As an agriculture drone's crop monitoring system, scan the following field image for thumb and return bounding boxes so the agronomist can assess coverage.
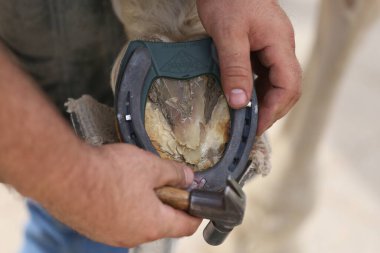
[154,160,194,189]
[213,31,253,109]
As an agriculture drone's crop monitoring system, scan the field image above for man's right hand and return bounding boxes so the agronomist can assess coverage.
[49,143,201,247]
[0,42,200,248]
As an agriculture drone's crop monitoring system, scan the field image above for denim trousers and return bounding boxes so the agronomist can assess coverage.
[20,200,128,253]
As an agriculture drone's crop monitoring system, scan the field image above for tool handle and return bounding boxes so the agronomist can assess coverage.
[155,187,190,211]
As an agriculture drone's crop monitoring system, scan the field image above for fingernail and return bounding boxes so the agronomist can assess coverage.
[228,89,248,107]
[183,166,194,186]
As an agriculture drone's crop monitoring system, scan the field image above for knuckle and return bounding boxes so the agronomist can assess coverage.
[222,65,251,81]
[185,223,199,236]
[270,103,281,118]
[176,222,198,237]
[289,33,296,51]
[149,160,163,180]
[285,24,296,51]
[294,67,303,98]
[216,21,243,38]
[272,12,296,51]
[145,228,161,242]
[168,162,186,186]
[286,61,302,91]
[293,83,302,101]
[286,79,302,103]
[175,164,186,186]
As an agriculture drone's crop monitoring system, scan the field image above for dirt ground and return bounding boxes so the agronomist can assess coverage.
[1,0,380,252]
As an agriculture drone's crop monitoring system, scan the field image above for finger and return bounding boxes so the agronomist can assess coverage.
[251,53,268,78]
[154,161,194,188]
[244,7,301,134]
[157,204,202,239]
[255,44,302,135]
[255,75,292,135]
[212,27,253,109]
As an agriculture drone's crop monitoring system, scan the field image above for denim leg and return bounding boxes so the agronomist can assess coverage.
[20,200,128,253]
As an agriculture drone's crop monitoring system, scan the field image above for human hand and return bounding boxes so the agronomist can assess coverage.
[35,143,201,247]
[196,0,302,135]
[0,41,200,248]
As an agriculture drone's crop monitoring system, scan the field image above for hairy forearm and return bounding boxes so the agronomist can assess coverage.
[0,43,129,241]
[0,42,90,202]
[0,42,200,246]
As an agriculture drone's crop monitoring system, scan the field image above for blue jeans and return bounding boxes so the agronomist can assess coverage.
[20,200,128,253]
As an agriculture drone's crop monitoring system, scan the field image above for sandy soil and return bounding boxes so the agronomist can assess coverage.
[1,0,379,252]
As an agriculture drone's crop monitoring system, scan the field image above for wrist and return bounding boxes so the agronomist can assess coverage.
[4,135,91,203]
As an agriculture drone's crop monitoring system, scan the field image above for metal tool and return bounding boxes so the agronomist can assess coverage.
[114,38,258,245]
[156,177,246,245]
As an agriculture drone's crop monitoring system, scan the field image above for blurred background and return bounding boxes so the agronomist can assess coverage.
[1,0,380,252]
